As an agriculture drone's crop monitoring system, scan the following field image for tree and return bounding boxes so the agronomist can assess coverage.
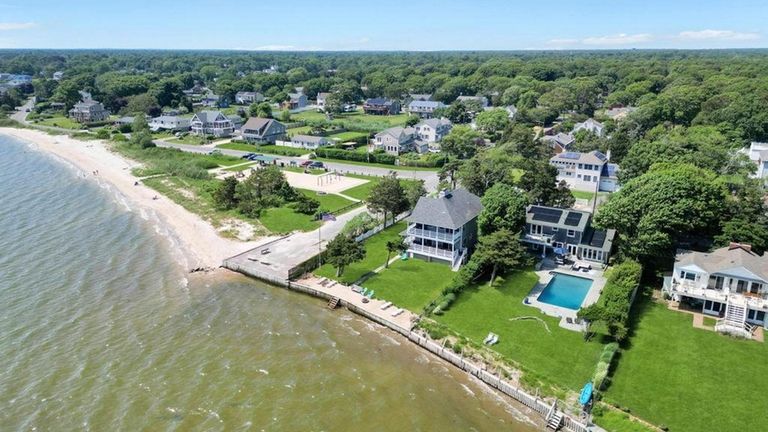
[403,179,426,209]
[438,157,463,189]
[473,230,528,286]
[518,162,575,208]
[292,194,320,215]
[213,176,239,210]
[384,240,408,268]
[440,125,484,159]
[325,234,366,277]
[236,166,296,215]
[366,172,409,226]
[594,163,728,264]
[405,116,419,127]
[478,183,528,235]
[250,102,272,118]
[280,109,291,122]
[475,108,511,139]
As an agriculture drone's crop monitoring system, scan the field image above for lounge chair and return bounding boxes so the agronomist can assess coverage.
[391,308,404,317]
[380,301,393,310]
[488,334,499,345]
[483,333,494,344]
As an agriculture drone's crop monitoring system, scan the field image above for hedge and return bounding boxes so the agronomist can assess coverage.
[314,147,396,165]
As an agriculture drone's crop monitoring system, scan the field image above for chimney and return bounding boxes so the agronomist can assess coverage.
[440,189,452,199]
[728,242,752,252]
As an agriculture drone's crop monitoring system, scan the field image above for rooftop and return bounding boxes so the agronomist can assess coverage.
[676,243,768,282]
[409,189,483,230]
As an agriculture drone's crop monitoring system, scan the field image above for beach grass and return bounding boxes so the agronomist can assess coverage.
[435,271,604,392]
[363,259,454,312]
[604,292,768,432]
[314,221,406,284]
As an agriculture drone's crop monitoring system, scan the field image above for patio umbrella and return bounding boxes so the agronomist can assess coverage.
[553,247,566,255]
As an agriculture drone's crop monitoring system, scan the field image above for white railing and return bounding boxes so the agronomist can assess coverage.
[408,227,459,242]
[408,243,456,259]
[523,233,552,244]
[672,280,768,309]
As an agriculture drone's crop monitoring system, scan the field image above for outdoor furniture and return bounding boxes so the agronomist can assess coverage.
[380,301,393,310]
[351,286,362,293]
[391,308,404,317]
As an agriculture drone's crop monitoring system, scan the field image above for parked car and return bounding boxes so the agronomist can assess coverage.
[241,153,255,159]
[300,160,312,168]
[309,161,324,169]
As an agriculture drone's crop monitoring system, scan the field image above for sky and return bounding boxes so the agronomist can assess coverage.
[0,0,766,50]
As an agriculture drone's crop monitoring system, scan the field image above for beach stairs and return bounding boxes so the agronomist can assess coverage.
[716,301,754,338]
[327,296,340,310]
[546,411,563,430]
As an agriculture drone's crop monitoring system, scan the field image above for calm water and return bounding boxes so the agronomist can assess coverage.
[537,273,593,310]
[0,135,538,431]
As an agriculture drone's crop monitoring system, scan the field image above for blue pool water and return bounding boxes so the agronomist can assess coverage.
[537,273,593,310]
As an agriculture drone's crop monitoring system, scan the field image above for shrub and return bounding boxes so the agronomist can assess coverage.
[315,147,396,165]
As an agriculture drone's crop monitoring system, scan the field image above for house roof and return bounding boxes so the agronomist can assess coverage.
[152,115,184,122]
[242,117,278,134]
[292,134,327,144]
[526,205,614,250]
[408,100,444,110]
[550,150,608,165]
[288,92,304,101]
[676,244,768,282]
[573,118,604,132]
[193,111,226,123]
[417,117,452,129]
[409,189,483,230]
[317,92,332,99]
[409,93,432,101]
[376,126,415,140]
[542,132,575,148]
[365,97,394,106]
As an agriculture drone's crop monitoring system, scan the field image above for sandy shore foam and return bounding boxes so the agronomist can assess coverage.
[0,127,261,269]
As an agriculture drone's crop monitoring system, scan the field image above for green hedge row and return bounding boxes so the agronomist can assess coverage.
[314,147,396,165]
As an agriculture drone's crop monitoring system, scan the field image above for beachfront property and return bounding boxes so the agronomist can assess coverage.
[407,100,445,119]
[149,115,190,132]
[363,97,401,115]
[549,150,619,193]
[240,117,286,143]
[404,189,482,270]
[190,111,235,137]
[373,126,421,155]
[289,134,331,149]
[68,98,110,123]
[235,91,264,105]
[572,118,605,137]
[521,205,615,265]
[740,141,768,180]
[663,243,768,338]
[541,132,575,153]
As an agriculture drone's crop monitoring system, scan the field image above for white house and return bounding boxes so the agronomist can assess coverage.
[741,142,768,180]
[604,106,637,121]
[664,243,768,338]
[373,126,428,155]
[190,111,234,137]
[235,91,263,105]
[549,150,619,193]
[407,100,445,119]
[240,117,286,143]
[572,118,605,137]
[404,189,483,270]
[53,71,64,81]
[415,117,452,144]
[286,92,307,109]
[149,115,190,132]
[289,134,330,149]
[68,99,109,123]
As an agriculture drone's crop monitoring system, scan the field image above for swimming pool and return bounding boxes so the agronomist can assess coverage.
[537,273,593,310]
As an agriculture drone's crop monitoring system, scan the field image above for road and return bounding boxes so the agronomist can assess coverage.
[154,139,440,191]
[11,98,34,123]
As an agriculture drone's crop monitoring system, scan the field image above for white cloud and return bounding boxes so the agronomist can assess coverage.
[581,33,654,45]
[677,29,760,41]
[0,22,35,31]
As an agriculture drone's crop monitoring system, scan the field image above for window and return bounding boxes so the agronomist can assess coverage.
[567,229,575,237]
[551,227,559,232]
[748,310,766,323]
[750,282,763,294]
[680,271,696,281]
[530,224,543,235]
[584,175,592,182]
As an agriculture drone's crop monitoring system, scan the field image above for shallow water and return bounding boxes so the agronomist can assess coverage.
[0,135,539,431]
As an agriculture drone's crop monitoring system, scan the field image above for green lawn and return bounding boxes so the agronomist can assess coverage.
[217,142,307,157]
[339,179,377,201]
[592,409,656,432]
[296,188,358,212]
[258,206,319,233]
[314,221,406,284]
[605,293,768,432]
[327,131,370,142]
[34,116,82,130]
[286,125,312,135]
[363,259,454,311]
[313,157,440,171]
[436,271,605,391]
[166,135,208,145]
[571,190,595,200]
[283,166,324,175]
[293,109,410,129]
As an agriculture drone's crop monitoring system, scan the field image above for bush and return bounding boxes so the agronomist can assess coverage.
[398,152,446,168]
[315,147,396,165]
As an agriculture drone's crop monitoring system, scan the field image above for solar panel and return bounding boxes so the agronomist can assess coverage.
[530,206,563,223]
[589,230,607,247]
[564,211,583,227]
[560,152,581,160]
[593,151,608,161]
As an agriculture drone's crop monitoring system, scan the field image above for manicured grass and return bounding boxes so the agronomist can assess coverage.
[313,157,440,171]
[327,131,369,142]
[363,259,454,312]
[258,206,319,233]
[283,166,324,175]
[571,190,596,200]
[218,142,308,157]
[293,109,410,128]
[296,188,357,212]
[34,115,82,129]
[166,135,208,145]
[593,409,656,432]
[436,271,605,391]
[339,180,376,201]
[605,294,768,432]
[286,125,312,134]
[314,221,406,284]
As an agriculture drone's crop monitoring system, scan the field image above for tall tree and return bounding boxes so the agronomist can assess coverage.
[384,240,408,268]
[473,230,528,286]
[478,183,528,235]
[325,234,366,277]
[366,172,409,226]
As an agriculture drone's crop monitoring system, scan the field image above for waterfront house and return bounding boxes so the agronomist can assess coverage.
[286,92,307,109]
[741,142,768,180]
[240,117,286,143]
[290,134,330,149]
[316,92,331,110]
[572,118,605,137]
[521,205,615,264]
[114,116,135,127]
[541,132,575,153]
[149,115,190,132]
[407,100,445,119]
[235,91,263,105]
[414,118,452,143]
[190,111,234,137]
[404,189,483,270]
[373,126,425,155]
[363,98,400,115]
[549,150,619,193]
[663,243,768,337]
[68,99,110,123]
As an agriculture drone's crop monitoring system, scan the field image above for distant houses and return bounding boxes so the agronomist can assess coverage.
[240,117,286,143]
[572,118,605,137]
[741,142,768,180]
[604,106,637,121]
[69,98,110,123]
[415,118,452,146]
[404,189,483,270]
[289,134,331,149]
[455,95,489,109]
[374,118,452,155]
[52,71,64,81]
[363,98,401,115]
[407,100,445,119]
[542,132,575,153]
[235,91,263,105]
[149,115,190,132]
[190,111,235,137]
[316,92,332,110]
[521,205,615,264]
[286,91,307,110]
[549,150,619,193]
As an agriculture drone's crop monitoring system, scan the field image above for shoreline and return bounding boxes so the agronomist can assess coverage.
[0,127,261,270]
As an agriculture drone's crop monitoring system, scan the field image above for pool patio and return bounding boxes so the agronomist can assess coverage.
[525,266,606,331]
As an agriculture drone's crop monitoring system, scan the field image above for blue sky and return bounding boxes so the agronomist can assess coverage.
[0,0,766,50]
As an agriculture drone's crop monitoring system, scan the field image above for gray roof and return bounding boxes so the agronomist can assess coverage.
[192,111,225,123]
[409,189,482,230]
[526,205,591,232]
[550,150,608,165]
[376,126,415,140]
[409,93,432,101]
[542,132,575,148]
[408,100,444,110]
[676,244,768,282]
[418,117,452,129]
[292,134,327,144]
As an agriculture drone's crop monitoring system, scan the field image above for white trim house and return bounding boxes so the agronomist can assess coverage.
[549,150,619,193]
[190,111,234,137]
[664,243,768,338]
[240,117,286,144]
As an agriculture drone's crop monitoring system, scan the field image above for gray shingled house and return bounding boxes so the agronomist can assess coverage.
[404,189,483,270]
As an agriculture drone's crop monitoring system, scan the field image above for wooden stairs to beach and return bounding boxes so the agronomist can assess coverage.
[546,411,562,430]
[327,297,340,310]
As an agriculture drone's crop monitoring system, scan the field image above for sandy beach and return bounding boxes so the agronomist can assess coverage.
[0,127,261,269]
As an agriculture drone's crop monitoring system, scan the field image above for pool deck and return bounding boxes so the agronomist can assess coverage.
[526,267,606,331]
